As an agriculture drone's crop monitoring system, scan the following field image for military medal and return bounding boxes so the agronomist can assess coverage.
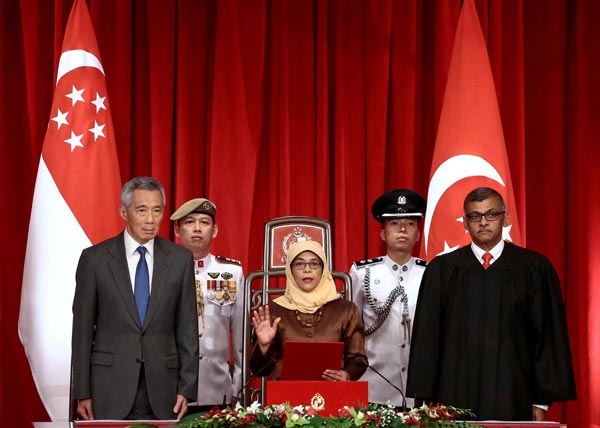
[228,280,237,301]
[206,280,216,300]
[207,272,219,300]
[221,272,233,301]
[215,281,224,301]
[222,283,230,301]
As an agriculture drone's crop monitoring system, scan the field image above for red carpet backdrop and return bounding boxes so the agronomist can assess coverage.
[1,0,598,427]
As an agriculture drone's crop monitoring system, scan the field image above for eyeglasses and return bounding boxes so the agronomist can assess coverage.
[465,210,506,223]
[291,261,323,270]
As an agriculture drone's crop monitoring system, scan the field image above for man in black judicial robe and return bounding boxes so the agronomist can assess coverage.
[406,187,576,421]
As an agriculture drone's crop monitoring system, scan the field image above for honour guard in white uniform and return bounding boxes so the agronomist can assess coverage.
[171,198,244,408]
[349,189,427,408]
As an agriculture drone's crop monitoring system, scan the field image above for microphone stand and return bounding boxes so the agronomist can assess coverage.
[367,365,408,410]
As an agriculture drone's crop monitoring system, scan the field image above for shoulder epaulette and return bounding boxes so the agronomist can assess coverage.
[354,257,384,268]
[415,258,428,267]
[216,255,242,266]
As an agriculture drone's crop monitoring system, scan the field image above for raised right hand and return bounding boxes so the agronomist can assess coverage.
[251,305,281,354]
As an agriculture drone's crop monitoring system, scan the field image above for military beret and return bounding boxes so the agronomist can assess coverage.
[170,198,216,221]
[371,189,426,223]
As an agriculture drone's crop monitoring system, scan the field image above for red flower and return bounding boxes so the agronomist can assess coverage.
[206,406,222,417]
[241,414,257,424]
[405,415,421,425]
[338,407,352,417]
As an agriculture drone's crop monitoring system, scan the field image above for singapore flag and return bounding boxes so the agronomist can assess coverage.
[18,0,122,420]
[421,0,522,259]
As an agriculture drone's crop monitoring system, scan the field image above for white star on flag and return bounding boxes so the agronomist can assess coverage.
[42,54,113,152]
[65,85,85,106]
[439,241,460,255]
[88,120,105,141]
[51,109,69,129]
[64,130,84,151]
[502,224,513,241]
[91,92,106,113]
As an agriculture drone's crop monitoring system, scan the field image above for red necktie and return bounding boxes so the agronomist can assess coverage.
[482,252,493,270]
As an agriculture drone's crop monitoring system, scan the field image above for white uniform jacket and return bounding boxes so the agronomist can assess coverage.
[349,255,427,407]
[192,253,244,406]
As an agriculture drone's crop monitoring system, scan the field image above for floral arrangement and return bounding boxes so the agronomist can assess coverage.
[178,401,477,428]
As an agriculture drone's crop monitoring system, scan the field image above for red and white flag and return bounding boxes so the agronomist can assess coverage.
[421,0,522,259]
[18,0,122,420]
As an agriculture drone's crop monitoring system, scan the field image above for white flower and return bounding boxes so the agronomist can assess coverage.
[247,401,262,414]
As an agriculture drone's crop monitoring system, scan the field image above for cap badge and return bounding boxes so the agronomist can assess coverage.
[201,201,212,211]
[398,195,407,205]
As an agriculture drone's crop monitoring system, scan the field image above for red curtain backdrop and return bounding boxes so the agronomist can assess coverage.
[1,0,599,426]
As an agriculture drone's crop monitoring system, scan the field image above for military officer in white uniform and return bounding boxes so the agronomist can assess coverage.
[171,198,244,410]
[349,189,427,408]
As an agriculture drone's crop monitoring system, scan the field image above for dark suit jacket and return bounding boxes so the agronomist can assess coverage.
[71,233,199,419]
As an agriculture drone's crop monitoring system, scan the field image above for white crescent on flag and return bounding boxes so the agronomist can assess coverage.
[57,49,104,83]
[424,154,505,255]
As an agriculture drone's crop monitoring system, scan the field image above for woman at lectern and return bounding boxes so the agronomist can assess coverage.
[250,240,368,381]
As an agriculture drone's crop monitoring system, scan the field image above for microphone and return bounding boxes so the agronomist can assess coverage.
[366,365,408,410]
[235,357,277,401]
[341,351,408,409]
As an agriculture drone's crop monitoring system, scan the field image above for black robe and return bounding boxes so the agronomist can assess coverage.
[406,243,576,420]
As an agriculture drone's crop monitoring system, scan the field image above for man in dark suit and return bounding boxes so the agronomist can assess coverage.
[406,187,576,420]
[71,176,199,420]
